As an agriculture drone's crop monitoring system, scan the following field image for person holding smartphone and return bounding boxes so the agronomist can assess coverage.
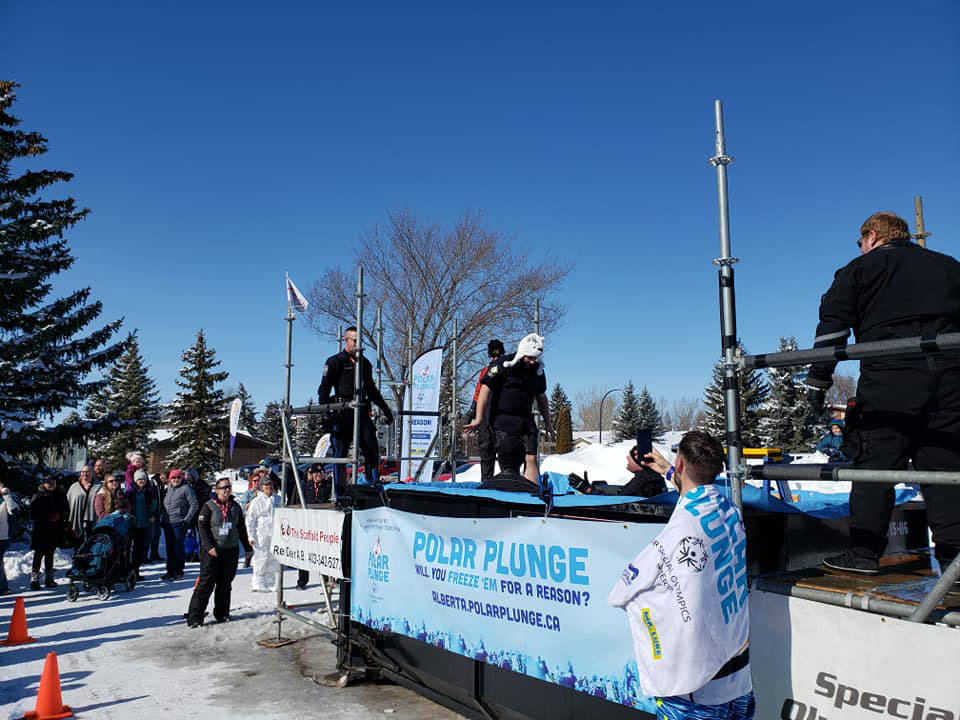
[608,431,754,719]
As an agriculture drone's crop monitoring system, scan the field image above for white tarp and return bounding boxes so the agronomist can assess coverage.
[270,507,346,579]
[400,347,443,481]
[750,591,960,718]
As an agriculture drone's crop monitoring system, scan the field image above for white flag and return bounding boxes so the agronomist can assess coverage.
[285,273,309,312]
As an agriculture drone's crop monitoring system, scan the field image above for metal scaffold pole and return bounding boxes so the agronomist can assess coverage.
[451,319,458,472]
[351,267,364,488]
[710,99,745,514]
[914,195,930,248]
[405,327,413,480]
[276,298,295,638]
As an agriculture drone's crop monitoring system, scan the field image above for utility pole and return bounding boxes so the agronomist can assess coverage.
[913,196,930,248]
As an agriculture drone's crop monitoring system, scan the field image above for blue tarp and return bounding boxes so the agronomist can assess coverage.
[384,471,920,518]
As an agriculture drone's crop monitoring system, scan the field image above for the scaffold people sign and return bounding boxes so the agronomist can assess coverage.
[271,508,346,579]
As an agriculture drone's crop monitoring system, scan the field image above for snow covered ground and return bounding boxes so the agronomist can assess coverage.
[0,542,461,719]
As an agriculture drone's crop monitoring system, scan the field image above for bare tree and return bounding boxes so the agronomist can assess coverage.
[663,396,701,431]
[826,372,856,406]
[305,210,572,407]
[574,386,620,432]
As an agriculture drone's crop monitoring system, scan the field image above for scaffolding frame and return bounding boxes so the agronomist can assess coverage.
[711,100,959,625]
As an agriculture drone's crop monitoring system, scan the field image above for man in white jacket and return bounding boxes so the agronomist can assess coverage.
[608,431,754,720]
[245,475,281,592]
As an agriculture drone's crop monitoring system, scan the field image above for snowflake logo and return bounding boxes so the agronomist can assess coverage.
[675,537,708,572]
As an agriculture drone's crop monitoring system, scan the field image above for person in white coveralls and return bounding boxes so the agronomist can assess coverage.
[608,430,755,720]
[246,474,281,592]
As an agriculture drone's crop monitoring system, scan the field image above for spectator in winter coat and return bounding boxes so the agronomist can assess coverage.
[30,476,70,590]
[0,481,19,595]
[246,474,281,592]
[66,465,101,545]
[92,457,109,486]
[94,474,131,519]
[147,473,166,562]
[186,479,252,627]
[183,467,211,562]
[129,470,158,580]
[123,451,147,494]
[815,421,848,461]
[162,469,198,580]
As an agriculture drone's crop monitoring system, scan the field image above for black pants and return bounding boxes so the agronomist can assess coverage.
[846,359,960,561]
[32,547,55,576]
[131,527,149,574]
[187,545,240,623]
[331,414,380,494]
[477,422,497,481]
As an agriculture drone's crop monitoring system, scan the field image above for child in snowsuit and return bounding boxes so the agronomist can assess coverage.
[245,475,280,592]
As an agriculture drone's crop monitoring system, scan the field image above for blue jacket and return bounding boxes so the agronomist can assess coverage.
[129,486,158,528]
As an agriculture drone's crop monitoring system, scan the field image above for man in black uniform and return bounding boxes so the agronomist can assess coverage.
[805,212,960,574]
[466,333,554,485]
[318,326,393,495]
[467,339,505,481]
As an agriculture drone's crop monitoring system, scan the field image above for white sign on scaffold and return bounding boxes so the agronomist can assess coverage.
[270,507,346,579]
[400,346,443,481]
[750,591,960,719]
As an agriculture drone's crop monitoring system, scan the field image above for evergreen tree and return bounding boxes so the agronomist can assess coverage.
[236,383,257,432]
[759,336,815,451]
[613,381,642,442]
[168,330,229,474]
[0,82,125,488]
[637,385,665,438]
[554,404,573,454]
[295,399,323,455]
[86,334,162,468]
[700,343,770,447]
[258,401,284,449]
[549,383,572,423]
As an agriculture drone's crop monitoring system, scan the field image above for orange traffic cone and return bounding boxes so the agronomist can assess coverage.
[22,652,73,719]
[1,596,37,646]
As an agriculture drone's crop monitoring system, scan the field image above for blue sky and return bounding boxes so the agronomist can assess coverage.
[4,1,958,419]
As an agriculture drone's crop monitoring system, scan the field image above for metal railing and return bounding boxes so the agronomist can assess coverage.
[709,100,959,626]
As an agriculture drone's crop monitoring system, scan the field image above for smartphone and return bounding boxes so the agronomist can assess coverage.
[636,428,653,458]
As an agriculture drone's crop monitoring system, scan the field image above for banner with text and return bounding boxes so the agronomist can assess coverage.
[400,347,443,481]
[271,508,346,579]
[351,507,662,713]
[751,592,960,719]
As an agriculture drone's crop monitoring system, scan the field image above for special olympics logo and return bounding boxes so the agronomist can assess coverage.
[675,537,708,572]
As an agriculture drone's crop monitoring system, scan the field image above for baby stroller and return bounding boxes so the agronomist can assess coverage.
[66,512,137,601]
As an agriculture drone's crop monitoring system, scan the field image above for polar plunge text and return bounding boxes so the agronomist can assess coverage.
[412,531,589,585]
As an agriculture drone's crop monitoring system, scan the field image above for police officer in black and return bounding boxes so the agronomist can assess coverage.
[318,326,393,495]
[466,333,554,485]
[467,339,505,481]
[806,212,960,574]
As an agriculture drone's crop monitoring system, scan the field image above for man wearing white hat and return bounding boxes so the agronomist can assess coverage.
[466,333,554,485]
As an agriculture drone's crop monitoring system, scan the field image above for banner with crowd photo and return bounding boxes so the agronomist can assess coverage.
[400,347,443,481]
[350,507,663,713]
[271,508,346,579]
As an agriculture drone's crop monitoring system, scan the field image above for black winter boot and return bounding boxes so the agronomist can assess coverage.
[30,572,41,591]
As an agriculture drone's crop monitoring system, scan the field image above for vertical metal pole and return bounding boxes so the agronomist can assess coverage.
[338,324,343,353]
[451,319,458,472]
[351,267,364,488]
[405,327,413,479]
[376,306,387,457]
[534,299,540,336]
[277,301,294,634]
[710,99,744,514]
[914,195,930,248]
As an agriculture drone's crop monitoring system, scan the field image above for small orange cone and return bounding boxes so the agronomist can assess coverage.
[22,652,73,719]
[1,596,37,646]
